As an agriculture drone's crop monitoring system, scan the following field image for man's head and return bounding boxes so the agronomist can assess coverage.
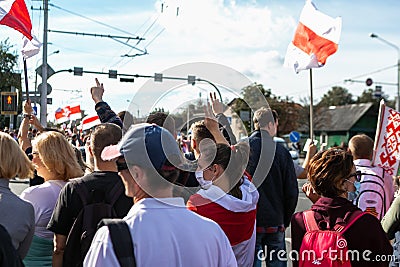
[348,134,374,160]
[102,123,183,199]
[253,107,278,136]
[90,123,122,161]
[146,112,176,138]
[190,120,215,158]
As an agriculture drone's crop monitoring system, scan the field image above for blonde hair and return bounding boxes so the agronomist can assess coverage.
[0,132,34,179]
[33,131,84,181]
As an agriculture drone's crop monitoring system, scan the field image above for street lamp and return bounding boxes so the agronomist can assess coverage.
[370,33,400,111]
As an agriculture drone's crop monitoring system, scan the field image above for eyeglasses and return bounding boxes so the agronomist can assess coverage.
[116,161,129,172]
[347,170,362,182]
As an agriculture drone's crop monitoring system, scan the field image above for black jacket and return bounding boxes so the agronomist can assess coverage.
[246,130,298,228]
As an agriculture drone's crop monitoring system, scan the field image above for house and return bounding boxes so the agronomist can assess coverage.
[300,103,377,148]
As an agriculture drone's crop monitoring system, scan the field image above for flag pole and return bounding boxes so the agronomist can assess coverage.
[23,59,29,101]
[309,69,314,141]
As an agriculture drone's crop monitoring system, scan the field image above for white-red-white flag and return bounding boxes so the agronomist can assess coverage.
[284,0,342,73]
[54,105,82,123]
[0,0,42,59]
[372,100,400,176]
[81,115,100,130]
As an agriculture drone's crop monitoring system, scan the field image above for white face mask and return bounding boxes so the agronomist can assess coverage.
[195,170,212,190]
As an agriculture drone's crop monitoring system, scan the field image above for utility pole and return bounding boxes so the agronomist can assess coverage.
[40,0,48,126]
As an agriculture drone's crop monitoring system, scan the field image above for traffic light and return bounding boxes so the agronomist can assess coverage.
[1,92,18,115]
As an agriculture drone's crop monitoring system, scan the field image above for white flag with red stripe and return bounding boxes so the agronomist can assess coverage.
[81,115,101,130]
[284,0,342,73]
[0,0,42,59]
[372,100,400,176]
[54,105,82,123]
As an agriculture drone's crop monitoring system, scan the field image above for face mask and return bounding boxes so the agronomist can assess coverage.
[347,181,361,201]
[195,170,212,190]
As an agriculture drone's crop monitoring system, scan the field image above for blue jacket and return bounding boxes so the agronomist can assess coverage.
[246,130,298,228]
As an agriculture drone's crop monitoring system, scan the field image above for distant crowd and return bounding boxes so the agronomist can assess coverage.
[1,78,400,267]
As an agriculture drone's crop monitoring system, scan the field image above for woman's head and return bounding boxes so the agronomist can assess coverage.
[32,131,84,181]
[308,147,355,198]
[198,142,249,196]
[0,132,34,179]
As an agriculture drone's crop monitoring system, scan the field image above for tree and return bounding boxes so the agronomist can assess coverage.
[0,39,21,129]
[318,86,354,107]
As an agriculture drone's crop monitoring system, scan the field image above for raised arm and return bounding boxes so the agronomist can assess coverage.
[91,78,122,128]
[18,100,33,151]
[210,92,237,145]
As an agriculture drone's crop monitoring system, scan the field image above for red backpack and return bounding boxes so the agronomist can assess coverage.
[299,210,366,267]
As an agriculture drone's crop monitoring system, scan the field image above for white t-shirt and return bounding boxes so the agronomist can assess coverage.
[84,197,237,267]
[20,180,66,239]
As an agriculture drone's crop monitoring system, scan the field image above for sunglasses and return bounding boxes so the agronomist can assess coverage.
[28,151,39,157]
[116,161,129,172]
[347,170,362,182]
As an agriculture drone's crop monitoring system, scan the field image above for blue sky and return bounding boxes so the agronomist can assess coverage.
[1,0,400,120]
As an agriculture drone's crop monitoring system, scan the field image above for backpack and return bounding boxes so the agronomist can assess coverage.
[299,210,366,267]
[355,167,386,220]
[63,179,125,267]
[98,219,136,267]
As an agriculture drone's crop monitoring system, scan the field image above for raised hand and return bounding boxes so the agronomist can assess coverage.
[209,92,224,115]
[90,78,104,104]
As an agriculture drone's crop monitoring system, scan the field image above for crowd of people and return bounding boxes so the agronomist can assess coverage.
[0,78,399,267]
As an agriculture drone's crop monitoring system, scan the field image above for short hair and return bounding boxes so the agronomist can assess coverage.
[253,107,275,130]
[91,123,122,160]
[349,134,373,160]
[190,120,215,144]
[308,147,354,198]
[146,112,175,136]
[118,110,135,131]
[33,131,84,181]
[0,132,34,179]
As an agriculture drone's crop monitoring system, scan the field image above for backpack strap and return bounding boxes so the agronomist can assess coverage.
[302,210,319,231]
[99,219,136,267]
[107,181,124,206]
[73,179,90,206]
[337,210,366,234]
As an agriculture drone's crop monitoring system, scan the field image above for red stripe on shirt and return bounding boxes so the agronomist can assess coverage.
[187,194,256,246]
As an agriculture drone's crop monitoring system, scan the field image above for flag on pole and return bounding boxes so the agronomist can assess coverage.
[0,0,42,59]
[372,100,400,176]
[54,105,82,124]
[81,115,101,130]
[284,0,342,73]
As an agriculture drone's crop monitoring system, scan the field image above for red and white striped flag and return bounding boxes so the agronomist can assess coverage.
[54,105,82,123]
[373,100,400,176]
[81,115,101,130]
[284,0,342,73]
[0,0,41,59]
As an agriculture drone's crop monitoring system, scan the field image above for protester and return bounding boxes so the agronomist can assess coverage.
[381,195,400,266]
[20,131,84,267]
[85,123,237,266]
[348,134,394,219]
[292,147,392,267]
[246,107,298,267]
[0,132,35,259]
[187,141,258,266]
[47,123,132,267]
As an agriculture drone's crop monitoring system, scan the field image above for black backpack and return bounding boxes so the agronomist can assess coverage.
[63,179,124,267]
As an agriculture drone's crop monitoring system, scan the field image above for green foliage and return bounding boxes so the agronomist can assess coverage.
[318,86,354,107]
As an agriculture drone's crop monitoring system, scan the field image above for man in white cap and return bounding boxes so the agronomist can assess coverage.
[84,123,236,267]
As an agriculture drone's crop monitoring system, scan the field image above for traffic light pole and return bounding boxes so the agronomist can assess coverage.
[40,0,49,127]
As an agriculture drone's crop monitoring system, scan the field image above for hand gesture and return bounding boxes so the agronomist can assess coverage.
[209,92,224,115]
[302,182,320,204]
[90,78,104,104]
[29,114,44,131]
[204,101,219,134]
[23,99,33,115]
